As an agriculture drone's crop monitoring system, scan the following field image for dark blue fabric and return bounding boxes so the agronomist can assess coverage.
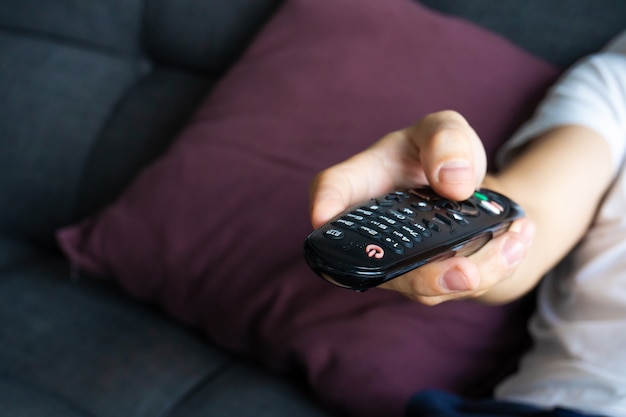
[0,375,91,417]
[418,0,626,68]
[143,0,284,73]
[0,32,143,247]
[407,390,602,417]
[0,0,283,249]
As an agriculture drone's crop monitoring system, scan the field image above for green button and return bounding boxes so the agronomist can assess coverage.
[474,191,488,201]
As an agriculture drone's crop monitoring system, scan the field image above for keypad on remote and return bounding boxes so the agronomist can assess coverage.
[305,187,524,291]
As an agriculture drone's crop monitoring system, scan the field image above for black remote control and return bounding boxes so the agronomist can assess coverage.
[304,187,524,291]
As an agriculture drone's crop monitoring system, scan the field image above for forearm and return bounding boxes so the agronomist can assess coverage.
[477,125,614,304]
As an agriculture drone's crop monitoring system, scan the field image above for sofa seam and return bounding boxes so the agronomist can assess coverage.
[0,25,142,61]
[158,357,240,417]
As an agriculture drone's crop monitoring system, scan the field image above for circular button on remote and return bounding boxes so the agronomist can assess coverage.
[411,201,432,211]
[448,211,469,225]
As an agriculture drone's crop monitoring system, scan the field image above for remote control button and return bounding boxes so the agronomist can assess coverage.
[378,215,398,226]
[409,222,431,237]
[391,230,414,247]
[333,218,357,229]
[388,210,409,222]
[458,201,480,217]
[435,199,461,211]
[399,207,416,217]
[474,191,504,215]
[365,244,385,259]
[355,208,374,216]
[381,236,404,254]
[400,225,423,242]
[478,199,504,216]
[385,194,402,203]
[358,225,381,239]
[324,229,345,239]
[448,211,469,225]
[369,219,390,233]
[434,213,453,226]
[423,219,440,232]
[346,213,365,222]
[473,191,490,201]
[411,201,433,211]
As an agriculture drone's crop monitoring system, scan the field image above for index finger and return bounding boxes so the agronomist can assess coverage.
[309,111,487,228]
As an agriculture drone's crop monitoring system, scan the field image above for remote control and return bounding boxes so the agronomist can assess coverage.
[304,187,524,291]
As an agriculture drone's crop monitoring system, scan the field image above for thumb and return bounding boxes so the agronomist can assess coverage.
[309,170,352,228]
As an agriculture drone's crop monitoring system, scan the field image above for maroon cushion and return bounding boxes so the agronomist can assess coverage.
[57,0,559,416]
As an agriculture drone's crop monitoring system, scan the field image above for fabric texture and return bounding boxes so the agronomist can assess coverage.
[0,376,89,417]
[57,0,559,416]
[0,0,280,248]
[0,245,328,417]
[407,390,601,417]
[419,0,626,68]
[493,31,626,417]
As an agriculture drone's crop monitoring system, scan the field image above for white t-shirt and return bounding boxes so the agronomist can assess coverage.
[494,31,626,416]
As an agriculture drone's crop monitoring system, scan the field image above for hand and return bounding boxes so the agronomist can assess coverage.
[309,110,534,305]
[310,110,486,228]
[377,214,535,305]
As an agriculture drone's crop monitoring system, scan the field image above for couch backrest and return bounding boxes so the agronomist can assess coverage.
[420,0,626,68]
[0,0,283,72]
[0,0,282,249]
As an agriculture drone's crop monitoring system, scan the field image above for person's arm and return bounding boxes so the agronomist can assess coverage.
[311,43,626,306]
[466,124,613,304]
[340,120,613,305]
[310,110,487,228]
[310,111,535,305]
[472,50,626,303]
[309,114,612,306]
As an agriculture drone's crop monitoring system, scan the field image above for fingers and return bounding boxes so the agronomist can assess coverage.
[378,218,535,305]
[309,170,350,229]
[308,110,530,306]
[309,151,395,228]
[379,256,481,306]
[309,110,487,228]
[407,110,487,201]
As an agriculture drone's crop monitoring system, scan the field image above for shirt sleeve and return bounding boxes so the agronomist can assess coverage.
[496,30,626,174]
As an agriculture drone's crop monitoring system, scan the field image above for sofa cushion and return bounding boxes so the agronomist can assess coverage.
[0,254,228,417]
[0,0,281,248]
[0,0,282,73]
[169,362,331,417]
[0,376,88,417]
[57,0,559,416]
[0,31,207,247]
[143,0,284,73]
[0,32,144,246]
[0,0,143,55]
[0,239,330,417]
[420,0,626,68]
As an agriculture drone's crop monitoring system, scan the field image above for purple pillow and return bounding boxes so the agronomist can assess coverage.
[58,0,559,416]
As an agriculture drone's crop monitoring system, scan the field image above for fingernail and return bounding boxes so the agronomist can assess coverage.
[502,238,525,267]
[438,160,472,184]
[441,269,472,292]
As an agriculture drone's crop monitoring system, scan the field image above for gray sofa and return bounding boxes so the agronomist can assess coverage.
[1,1,625,416]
